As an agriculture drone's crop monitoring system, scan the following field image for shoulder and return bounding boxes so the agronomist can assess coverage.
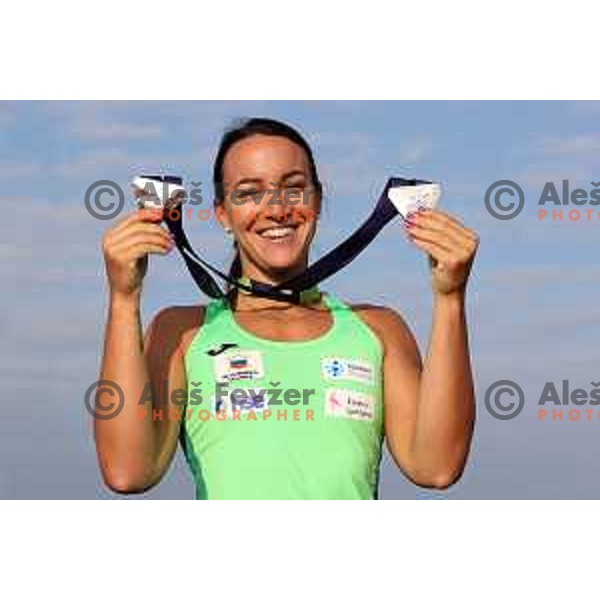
[145,304,206,357]
[339,298,417,354]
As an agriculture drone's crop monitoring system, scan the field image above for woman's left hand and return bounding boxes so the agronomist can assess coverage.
[405,210,479,296]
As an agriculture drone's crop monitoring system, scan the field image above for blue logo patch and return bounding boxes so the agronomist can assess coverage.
[323,358,347,379]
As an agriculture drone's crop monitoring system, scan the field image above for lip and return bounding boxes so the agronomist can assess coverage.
[255,223,299,236]
[252,224,303,249]
[256,227,297,242]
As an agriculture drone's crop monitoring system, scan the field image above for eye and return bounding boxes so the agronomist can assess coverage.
[233,188,261,204]
[238,188,259,197]
[285,182,306,193]
[282,182,308,202]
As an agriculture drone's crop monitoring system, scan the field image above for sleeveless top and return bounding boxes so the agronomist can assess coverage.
[180,291,385,499]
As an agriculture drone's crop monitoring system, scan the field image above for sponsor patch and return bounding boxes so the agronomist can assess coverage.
[321,357,375,385]
[231,388,268,412]
[213,389,269,414]
[214,350,264,382]
[324,388,375,421]
[206,342,239,356]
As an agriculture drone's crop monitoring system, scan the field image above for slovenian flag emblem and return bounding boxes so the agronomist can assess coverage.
[229,356,249,369]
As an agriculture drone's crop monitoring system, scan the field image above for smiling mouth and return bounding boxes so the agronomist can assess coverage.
[256,225,299,241]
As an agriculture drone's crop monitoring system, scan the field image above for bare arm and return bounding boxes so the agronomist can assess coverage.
[363,294,474,490]
[95,300,198,493]
[413,292,474,487]
[94,208,198,493]
[360,209,479,489]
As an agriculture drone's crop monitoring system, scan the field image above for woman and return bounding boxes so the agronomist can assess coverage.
[96,117,479,499]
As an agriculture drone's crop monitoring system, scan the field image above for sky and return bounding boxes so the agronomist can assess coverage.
[0,100,599,499]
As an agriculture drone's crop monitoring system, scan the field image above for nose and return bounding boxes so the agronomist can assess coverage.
[260,185,294,223]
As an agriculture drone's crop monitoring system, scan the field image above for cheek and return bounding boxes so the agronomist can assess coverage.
[230,204,260,229]
[292,204,318,226]
[302,190,321,221]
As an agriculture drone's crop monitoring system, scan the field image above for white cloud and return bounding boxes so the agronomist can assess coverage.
[53,148,195,179]
[398,136,433,165]
[518,165,590,189]
[71,120,162,141]
[535,134,600,156]
[311,130,434,199]
[54,147,133,178]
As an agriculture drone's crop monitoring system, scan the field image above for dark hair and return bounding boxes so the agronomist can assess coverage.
[212,117,323,304]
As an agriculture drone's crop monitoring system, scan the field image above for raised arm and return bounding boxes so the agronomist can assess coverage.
[362,209,478,489]
[94,208,197,494]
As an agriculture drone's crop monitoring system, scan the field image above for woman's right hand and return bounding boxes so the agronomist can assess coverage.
[101,208,174,299]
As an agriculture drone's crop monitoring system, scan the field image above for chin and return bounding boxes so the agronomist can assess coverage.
[253,247,307,278]
[262,258,304,277]
[241,225,315,280]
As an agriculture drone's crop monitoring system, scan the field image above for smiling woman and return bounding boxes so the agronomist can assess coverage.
[212,119,324,301]
[95,116,479,499]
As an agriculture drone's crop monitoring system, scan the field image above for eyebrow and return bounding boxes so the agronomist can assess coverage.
[234,169,307,187]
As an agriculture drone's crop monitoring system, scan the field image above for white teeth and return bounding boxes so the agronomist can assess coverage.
[260,227,294,239]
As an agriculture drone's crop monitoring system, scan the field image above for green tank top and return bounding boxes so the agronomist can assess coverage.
[180,291,384,499]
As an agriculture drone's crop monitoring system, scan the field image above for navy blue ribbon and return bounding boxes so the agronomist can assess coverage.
[165,176,431,303]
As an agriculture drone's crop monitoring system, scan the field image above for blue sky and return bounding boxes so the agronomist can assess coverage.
[1,100,599,499]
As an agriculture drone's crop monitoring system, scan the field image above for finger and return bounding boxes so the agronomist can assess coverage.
[111,232,173,254]
[110,222,172,246]
[410,235,454,264]
[412,210,478,243]
[407,216,475,252]
[416,211,480,256]
[408,224,478,271]
[409,210,466,239]
[105,211,164,248]
[406,224,458,254]
[421,209,464,227]
[121,243,173,261]
[112,208,164,234]
[409,226,478,266]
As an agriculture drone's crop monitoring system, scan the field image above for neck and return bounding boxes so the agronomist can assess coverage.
[242,261,307,288]
[232,266,321,312]
[233,292,296,312]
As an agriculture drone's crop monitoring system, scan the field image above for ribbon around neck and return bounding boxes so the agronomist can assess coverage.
[131,175,441,304]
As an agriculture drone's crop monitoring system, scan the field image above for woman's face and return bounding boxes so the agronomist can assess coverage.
[216,134,320,280]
